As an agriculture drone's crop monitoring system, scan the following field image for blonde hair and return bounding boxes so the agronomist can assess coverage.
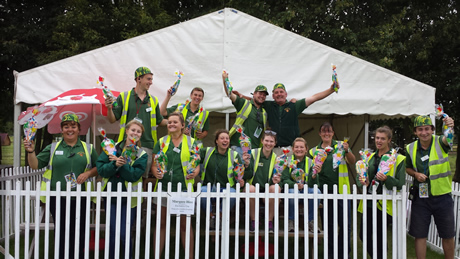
[292,137,308,150]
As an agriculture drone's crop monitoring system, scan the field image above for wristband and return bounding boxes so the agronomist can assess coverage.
[27,150,35,154]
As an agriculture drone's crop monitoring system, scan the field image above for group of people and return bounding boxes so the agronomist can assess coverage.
[23,66,456,259]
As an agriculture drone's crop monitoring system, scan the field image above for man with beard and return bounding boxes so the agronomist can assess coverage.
[222,71,268,156]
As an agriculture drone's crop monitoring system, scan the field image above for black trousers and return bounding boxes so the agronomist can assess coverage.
[49,196,87,259]
[359,205,392,259]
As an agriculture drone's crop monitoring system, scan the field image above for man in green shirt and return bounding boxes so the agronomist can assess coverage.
[264,82,337,155]
[160,86,210,144]
[106,67,167,179]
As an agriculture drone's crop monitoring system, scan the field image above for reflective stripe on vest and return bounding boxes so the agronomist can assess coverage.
[118,91,158,145]
[154,135,195,191]
[229,100,267,147]
[358,152,405,216]
[101,147,146,208]
[249,148,276,185]
[406,135,452,196]
[40,141,92,203]
[289,155,312,183]
[310,143,351,194]
[201,147,236,186]
[177,103,210,141]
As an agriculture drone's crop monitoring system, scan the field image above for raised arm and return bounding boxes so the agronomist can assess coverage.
[304,82,337,107]
[159,86,174,116]
[105,98,117,123]
[222,71,237,102]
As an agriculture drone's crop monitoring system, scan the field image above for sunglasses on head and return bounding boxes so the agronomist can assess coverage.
[265,130,277,136]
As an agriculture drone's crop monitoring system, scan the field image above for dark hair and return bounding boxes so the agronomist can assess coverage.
[375,126,392,140]
[214,129,230,147]
[168,112,185,133]
[319,122,334,132]
[191,87,205,96]
[262,129,277,143]
[61,121,81,131]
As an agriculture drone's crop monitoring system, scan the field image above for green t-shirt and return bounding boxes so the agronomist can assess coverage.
[246,150,276,191]
[199,148,242,187]
[405,136,450,196]
[263,99,307,147]
[280,156,313,189]
[231,96,265,148]
[167,103,210,139]
[37,140,98,191]
[112,88,164,149]
[152,139,186,192]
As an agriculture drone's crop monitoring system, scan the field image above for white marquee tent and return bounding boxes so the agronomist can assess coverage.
[13,8,435,167]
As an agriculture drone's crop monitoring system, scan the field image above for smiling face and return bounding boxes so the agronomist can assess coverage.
[262,135,276,152]
[293,140,307,159]
[190,89,204,106]
[272,88,287,105]
[137,74,153,92]
[167,114,184,134]
[126,123,143,141]
[252,91,267,106]
[319,125,334,143]
[374,132,391,151]
[215,132,230,150]
[61,121,80,143]
[415,125,434,143]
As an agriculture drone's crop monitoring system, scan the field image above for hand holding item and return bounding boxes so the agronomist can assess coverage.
[237,126,251,155]
[435,104,454,150]
[170,70,184,96]
[312,149,327,175]
[331,64,339,93]
[273,147,290,175]
[23,139,35,153]
[98,76,118,107]
[115,156,127,167]
[99,127,117,156]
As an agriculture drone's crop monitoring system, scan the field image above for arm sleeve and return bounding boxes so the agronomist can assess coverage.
[166,104,178,115]
[243,156,254,180]
[405,152,414,169]
[307,167,319,188]
[232,96,245,111]
[112,94,124,120]
[295,98,307,115]
[155,105,164,124]
[118,154,147,182]
[36,144,52,169]
[96,152,117,178]
[202,113,210,131]
[384,157,406,190]
[280,168,295,189]
[90,146,99,167]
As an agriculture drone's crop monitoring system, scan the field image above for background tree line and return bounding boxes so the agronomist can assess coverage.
[1,0,459,178]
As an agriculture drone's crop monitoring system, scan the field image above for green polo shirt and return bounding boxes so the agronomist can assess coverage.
[231,96,265,148]
[405,136,450,195]
[37,140,98,191]
[153,139,186,192]
[167,103,210,139]
[307,140,348,192]
[199,148,242,187]
[280,156,313,189]
[112,88,164,149]
[246,151,276,192]
[263,99,307,147]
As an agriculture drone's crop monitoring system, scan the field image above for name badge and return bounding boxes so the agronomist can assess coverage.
[173,147,181,153]
[421,155,429,162]
[146,107,152,112]
[258,162,263,167]
[55,150,64,155]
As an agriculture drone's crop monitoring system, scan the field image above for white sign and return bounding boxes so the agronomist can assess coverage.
[169,196,196,215]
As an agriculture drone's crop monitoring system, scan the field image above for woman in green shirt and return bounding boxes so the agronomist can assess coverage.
[151,112,200,259]
[245,130,280,233]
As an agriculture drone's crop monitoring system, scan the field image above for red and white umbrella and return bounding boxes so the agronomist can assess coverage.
[18,88,120,138]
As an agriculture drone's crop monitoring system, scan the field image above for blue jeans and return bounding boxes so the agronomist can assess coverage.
[288,187,321,221]
[200,185,237,214]
[108,201,137,259]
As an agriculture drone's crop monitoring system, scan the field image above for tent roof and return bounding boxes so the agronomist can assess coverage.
[14,8,435,118]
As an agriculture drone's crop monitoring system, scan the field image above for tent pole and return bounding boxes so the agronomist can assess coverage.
[364,115,369,149]
[13,103,22,167]
[91,104,96,145]
[225,113,229,130]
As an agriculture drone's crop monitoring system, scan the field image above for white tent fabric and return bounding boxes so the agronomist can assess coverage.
[15,8,434,116]
[13,8,435,167]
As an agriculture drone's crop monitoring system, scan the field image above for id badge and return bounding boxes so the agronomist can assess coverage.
[64,172,77,189]
[254,127,262,138]
[419,183,429,198]
[173,147,181,153]
[146,107,152,112]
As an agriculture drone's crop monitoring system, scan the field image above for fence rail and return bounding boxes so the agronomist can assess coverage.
[0,167,459,258]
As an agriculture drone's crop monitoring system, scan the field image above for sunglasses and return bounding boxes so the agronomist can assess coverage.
[265,130,277,136]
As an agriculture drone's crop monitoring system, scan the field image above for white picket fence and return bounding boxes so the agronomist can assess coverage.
[0,166,458,259]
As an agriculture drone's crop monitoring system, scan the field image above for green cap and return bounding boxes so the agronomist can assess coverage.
[134,67,153,79]
[252,85,269,95]
[273,83,286,91]
[61,113,80,124]
[414,115,433,128]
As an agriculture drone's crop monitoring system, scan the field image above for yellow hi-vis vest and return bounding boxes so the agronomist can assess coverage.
[117,90,159,145]
[289,155,312,183]
[310,142,351,194]
[406,135,452,196]
[201,147,236,187]
[358,152,405,216]
[40,141,92,203]
[229,99,267,147]
[249,148,277,185]
[101,146,146,208]
[154,134,195,191]
[176,103,209,141]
